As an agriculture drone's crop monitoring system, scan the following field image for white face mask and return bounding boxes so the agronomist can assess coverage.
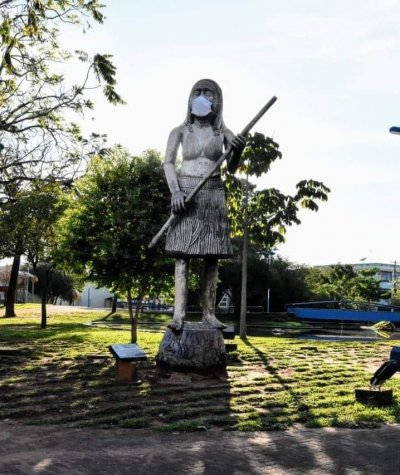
[191,95,212,117]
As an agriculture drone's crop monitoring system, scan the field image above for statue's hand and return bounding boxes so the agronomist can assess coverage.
[172,190,186,214]
[231,134,246,154]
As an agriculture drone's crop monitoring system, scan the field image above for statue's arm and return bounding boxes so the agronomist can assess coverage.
[164,126,186,213]
[224,128,246,174]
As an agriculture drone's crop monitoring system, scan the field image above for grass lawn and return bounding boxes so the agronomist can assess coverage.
[91,309,307,335]
[1,304,400,432]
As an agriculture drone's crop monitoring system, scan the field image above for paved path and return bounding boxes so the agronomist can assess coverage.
[1,422,400,474]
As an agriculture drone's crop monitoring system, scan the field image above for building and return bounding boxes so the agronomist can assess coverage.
[74,283,114,308]
[351,262,400,297]
[315,262,399,304]
[0,266,38,303]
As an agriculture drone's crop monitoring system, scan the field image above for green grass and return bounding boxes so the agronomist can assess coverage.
[94,311,172,325]
[91,309,306,329]
[1,304,400,432]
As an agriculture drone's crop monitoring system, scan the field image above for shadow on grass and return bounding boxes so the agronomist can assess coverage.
[0,347,368,475]
[93,311,173,326]
[0,322,90,344]
[1,334,392,474]
[0,348,238,433]
[241,337,310,421]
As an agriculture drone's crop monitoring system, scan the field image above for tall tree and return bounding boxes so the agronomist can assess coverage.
[0,182,67,322]
[32,264,79,305]
[225,133,330,338]
[218,241,312,314]
[56,147,173,343]
[0,1,123,203]
[354,268,388,303]
[306,265,387,303]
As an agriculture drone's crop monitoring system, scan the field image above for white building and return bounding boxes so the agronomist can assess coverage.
[75,283,114,308]
[0,266,38,303]
[352,262,400,295]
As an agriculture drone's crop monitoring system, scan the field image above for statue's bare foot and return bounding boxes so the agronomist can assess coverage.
[202,315,227,329]
[168,317,184,331]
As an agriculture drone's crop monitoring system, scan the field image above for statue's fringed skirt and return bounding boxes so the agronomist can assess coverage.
[165,175,233,258]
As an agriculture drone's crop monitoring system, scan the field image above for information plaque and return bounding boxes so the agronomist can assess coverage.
[109,344,147,362]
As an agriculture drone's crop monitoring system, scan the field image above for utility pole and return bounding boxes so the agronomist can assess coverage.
[239,176,250,339]
[265,250,275,313]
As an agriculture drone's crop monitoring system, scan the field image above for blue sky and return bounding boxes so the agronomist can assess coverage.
[64,0,400,266]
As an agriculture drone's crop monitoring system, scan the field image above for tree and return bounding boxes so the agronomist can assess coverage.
[266,256,311,310]
[354,268,388,302]
[24,188,71,329]
[0,182,67,323]
[306,265,357,301]
[390,280,400,307]
[306,265,388,302]
[225,132,330,338]
[0,1,123,203]
[33,264,79,305]
[56,147,173,343]
[0,1,122,322]
[218,240,311,314]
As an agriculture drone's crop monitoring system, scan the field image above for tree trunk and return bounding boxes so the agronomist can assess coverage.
[239,178,249,339]
[111,295,118,314]
[40,265,53,329]
[128,289,141,344]
[5,254,21,318]
[41,289,47,329]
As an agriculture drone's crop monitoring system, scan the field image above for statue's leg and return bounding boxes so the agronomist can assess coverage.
[202,258,226,329]
[168,258,189,331]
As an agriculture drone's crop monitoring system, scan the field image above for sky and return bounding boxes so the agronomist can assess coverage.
[62,0,400,267]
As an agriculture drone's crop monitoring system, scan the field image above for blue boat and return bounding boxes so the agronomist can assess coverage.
[286,300,400,323]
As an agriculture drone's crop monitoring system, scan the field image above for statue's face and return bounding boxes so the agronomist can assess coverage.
[189,80,221,119]
[191,86,215,104]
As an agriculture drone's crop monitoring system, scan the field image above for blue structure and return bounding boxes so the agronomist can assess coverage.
[390,346,400,362]
[287,300,400,323]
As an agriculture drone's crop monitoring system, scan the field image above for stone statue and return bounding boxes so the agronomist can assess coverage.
[163,78,245,330]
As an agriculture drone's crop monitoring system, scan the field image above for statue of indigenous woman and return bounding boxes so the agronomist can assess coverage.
[164,79,245,330]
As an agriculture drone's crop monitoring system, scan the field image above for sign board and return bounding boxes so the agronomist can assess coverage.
[109,344,147,361]
[222,325,235,340]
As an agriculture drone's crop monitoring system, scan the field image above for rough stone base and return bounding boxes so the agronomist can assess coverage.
[156,322,227,369]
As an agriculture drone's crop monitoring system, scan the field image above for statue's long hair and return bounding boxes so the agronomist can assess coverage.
[184,78,225,135]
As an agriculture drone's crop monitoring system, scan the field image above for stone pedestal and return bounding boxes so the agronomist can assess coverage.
[156,322,227,369]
